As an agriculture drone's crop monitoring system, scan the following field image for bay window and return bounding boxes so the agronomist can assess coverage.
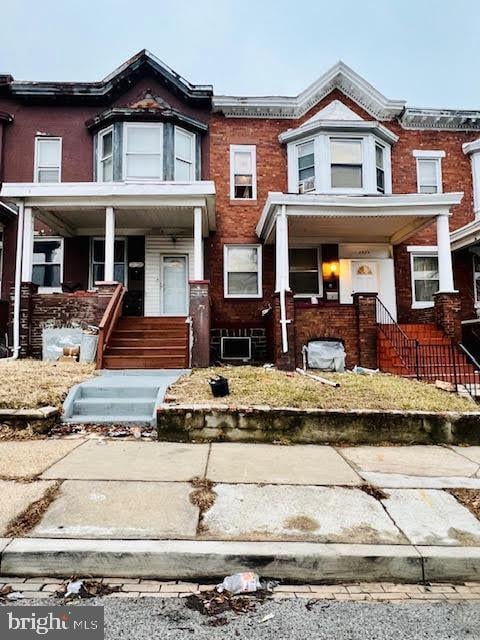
[411,253,439,307]
[289,248,321,295]
[298,141,315,193]
[123,123,163,180]
[34,137,61,183]
[376,143,385,193]
[330,138,363,189]
[174,127,195,180]
[32,238,63,291]
[230,145,257,200]
[97,127,114,182]
[224,244,262,297]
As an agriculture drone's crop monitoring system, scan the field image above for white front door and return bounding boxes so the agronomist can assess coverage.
[351,260,379,294]
[160,254,188,315]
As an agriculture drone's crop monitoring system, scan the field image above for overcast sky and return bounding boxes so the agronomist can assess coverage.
[0,0,478,109]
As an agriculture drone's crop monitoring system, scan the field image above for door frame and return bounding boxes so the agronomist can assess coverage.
[160,253,189,316]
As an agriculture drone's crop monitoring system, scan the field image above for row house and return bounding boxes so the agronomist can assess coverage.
[0,51,479,375]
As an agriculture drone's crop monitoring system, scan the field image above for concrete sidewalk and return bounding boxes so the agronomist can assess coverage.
[2,439,480,582]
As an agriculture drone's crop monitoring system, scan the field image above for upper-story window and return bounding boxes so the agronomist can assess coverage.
[330,139,363,189]
[124,123,163,180]
[288,132,391,195]
[34,137,61,183]
[97,127,114,182]
[174,127,195,181]
[413,150,444,194]
[230,145,257,200]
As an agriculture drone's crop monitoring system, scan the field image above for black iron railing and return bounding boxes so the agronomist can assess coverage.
[376,297,480,397]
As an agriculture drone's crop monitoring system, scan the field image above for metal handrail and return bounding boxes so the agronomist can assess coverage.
[459,343,480,371]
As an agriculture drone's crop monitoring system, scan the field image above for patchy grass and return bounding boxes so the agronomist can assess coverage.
[0,359,97,410]
[170,366,478,412]
[450,489,480,520]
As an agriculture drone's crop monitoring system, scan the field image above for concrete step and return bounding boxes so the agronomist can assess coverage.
[79,386,158,400]
[63,414,154,425]
[72,398,155,417]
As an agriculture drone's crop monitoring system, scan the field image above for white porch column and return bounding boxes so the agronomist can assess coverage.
[104,206,115,282]
[193,206,204,280]
[21,206,34,282]
[436,213,455,292]
[275,205,290,292]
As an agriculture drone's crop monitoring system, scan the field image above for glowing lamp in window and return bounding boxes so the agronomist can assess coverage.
[322,260,339,279]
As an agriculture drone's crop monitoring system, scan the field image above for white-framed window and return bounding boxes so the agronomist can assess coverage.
[224,244,262,298]
[330,138,363,189]
[297,141,315,193]
[474,253,480,307]
[34,137,61,183]
[90,238,127,285]
[230,145,257,200]
[289,248,322,296]
[375,143,386,194]
[123,123,163,180]
[32,237,64,292]
[414,150,444,194]
[174,127,195,181]
[97,126,114,182]
[410,250,439,308]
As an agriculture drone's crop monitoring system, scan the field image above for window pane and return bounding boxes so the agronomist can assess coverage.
[375,144,384,169]
[298,153,314,170]
[299,166,315,181]
[38,168,60,183]
[228,247,258,272]
[175,158,193,181]
[114,263,125,284]
[415,279,439,302]
[33,240,62,264]
[114,240,125,262]
[331,165,362,188]
[234,151,252,174]
[176,130,193,161]
[290,272,319,295]
[32,264,61,288]
[126,154,162,178]
[102,131,113,158]
[331,139,362,164]
[413,256,439,277]
[102,157,113,182]
[376,168,385,193]
[289,248,318,271]
[227,272,258,295]
[234,184,253,198]
[126,126,162,153]
[37,139,60,165]
[298,141,314,158]
[93,240,105,263]
[93,263,104,283]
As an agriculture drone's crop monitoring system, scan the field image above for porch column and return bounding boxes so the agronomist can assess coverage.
[104,206,115,282]
[436,213,455,293]
[273,205,295,369]
[193,206,204,280]
[275,205,290,293]
[21,206,34,282]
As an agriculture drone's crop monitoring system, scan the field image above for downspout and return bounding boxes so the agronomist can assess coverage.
[276,205,290,353]
[4,200,24,361]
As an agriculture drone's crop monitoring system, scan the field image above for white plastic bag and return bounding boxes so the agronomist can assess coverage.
[216,572,261,594]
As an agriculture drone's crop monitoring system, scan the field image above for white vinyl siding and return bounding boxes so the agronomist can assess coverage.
[144,235,194,316]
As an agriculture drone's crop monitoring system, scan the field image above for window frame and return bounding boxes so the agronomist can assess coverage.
[32,236,64,293]
[414,150,445,195]
[329,137,364,192]
[174,126,196,181]
[34,137,62,183]
[474,253,480,308]
[89,237,128,288]
[97,126,114,183]
[229,144,257,201]
[375,142,386,194]
[289,246,323,297]
[297,140,316,193]
[122,122,163,181]
[223,244,262,299]
[409,248,439,309]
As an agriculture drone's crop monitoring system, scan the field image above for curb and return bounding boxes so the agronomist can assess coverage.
[2,538,480,583]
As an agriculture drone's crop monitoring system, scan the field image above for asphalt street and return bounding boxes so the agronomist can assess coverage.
[4,597,480,639]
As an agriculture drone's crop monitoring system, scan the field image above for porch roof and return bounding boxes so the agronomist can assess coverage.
[0,181,216,236]
[257,192,463,245]
[451,218,480,251]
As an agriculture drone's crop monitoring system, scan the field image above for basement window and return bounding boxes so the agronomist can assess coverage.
[221,336,252,361]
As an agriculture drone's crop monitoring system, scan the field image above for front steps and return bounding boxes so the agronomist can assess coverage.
[63,370,187,425]
[103,317,189,369]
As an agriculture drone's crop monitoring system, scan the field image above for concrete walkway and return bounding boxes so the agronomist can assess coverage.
[2,439,480,581]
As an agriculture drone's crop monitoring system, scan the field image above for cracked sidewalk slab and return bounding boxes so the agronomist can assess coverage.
[28,480,199,539]
[359,472,480,489]
[0,481,58,536]
[201,484,406,544]
[382,489,480,546]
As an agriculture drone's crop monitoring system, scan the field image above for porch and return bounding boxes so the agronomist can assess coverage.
[257,191,463,370]
[1,182,215,367]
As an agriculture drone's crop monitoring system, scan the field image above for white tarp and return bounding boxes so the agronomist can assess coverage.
[306,340,346,372]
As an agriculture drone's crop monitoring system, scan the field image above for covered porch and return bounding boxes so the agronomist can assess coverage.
[1,182,215,367]
[257,191,463,369]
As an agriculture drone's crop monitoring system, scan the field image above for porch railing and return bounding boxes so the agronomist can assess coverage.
[376,296,480,397]
[96,283,126,369]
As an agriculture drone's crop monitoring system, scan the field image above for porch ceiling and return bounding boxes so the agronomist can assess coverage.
[258,191,464,246]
